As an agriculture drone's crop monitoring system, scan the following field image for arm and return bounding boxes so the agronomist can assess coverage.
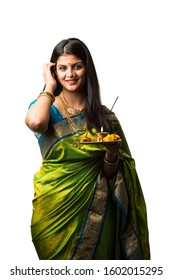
[103,151,119,179]
[102,142,121,179]
[25,96,52,133]
[25,63,57,133]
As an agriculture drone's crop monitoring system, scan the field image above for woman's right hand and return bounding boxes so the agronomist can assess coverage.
[43,62,57,93]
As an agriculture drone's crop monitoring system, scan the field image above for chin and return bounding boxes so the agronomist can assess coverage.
[65,86,81,92]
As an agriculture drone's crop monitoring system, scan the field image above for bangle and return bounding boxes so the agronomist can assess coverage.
[38,91,55,103]
[104,153,119,166]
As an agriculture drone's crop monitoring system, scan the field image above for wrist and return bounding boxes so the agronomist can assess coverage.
[44,86,55,95]
[104,153,119,166]
[105,152,118,163]
[38,91,55,104]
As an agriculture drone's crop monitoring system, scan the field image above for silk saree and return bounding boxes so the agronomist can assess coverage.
[30,104,150,260]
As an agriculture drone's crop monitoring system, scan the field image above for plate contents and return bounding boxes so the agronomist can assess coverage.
[80,135,92,142]
[96,132,108,142]
[103,133,120,142]
[80,132,121,143]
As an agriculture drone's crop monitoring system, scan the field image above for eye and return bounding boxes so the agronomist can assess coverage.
[73,63,83,70]
[58,65,67,71]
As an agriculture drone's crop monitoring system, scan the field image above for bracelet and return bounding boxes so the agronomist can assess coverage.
[104,153,119,166]
[38,91,55,103]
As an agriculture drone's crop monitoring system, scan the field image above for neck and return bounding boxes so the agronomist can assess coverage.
[61,90,86,109]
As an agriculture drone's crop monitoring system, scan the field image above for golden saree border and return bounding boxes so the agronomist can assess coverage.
[114,170,143,259]
[38,114,86,159]
[71,172,108,260]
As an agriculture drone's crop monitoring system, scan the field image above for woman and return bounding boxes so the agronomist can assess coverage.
[25,38,150,260]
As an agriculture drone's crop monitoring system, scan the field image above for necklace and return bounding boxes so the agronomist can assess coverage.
[60,92,82,116]
[60,93,86,132]
[59,93,87,148]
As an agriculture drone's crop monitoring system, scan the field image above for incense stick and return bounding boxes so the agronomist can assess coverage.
[111,96,119,111]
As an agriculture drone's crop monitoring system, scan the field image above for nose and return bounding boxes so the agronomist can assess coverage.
[66,67,76,78]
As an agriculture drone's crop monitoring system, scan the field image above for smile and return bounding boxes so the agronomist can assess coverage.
[66,79,78,84]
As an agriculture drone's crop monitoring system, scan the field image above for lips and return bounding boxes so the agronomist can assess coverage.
[66,79,78,85]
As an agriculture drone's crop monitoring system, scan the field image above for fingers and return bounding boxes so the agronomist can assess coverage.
[42,63,57,92]
[43,63,56,78]
[43,62,56,73]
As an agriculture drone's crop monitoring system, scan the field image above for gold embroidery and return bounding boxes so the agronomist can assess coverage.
[39,115,86,159]
[114,170,143,259]
[121,223,143,259]
[73,172,108,260]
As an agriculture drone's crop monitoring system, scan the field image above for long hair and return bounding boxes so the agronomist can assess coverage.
[50,38,114,133]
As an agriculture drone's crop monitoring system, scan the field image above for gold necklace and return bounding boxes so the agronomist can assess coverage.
[60,92,82,116]
[60,93,86,132]
[60,93,87,147]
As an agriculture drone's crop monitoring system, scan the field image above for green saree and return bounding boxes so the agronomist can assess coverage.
[31,107,150,260]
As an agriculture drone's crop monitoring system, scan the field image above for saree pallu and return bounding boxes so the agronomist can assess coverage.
[31,110,150,260]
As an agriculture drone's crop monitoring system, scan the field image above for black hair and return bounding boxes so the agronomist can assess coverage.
[50,38,115,133]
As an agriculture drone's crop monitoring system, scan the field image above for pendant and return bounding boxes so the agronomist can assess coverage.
[67,107,80,116]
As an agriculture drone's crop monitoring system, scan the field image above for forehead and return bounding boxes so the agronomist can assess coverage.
[57,54,82,65]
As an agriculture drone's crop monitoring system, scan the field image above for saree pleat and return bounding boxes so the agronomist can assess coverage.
[31,109,150,260]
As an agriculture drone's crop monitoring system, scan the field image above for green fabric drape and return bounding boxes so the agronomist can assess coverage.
[31,110,150,260]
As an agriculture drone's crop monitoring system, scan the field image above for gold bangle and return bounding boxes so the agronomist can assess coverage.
[39,91,55,101]
[38,93,54,103]
[38,91,55,103]
[104,154,119,166]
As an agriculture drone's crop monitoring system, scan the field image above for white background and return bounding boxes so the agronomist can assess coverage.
[1,0,172,278]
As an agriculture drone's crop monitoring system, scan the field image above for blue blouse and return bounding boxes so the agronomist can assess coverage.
[29,100,64,123]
